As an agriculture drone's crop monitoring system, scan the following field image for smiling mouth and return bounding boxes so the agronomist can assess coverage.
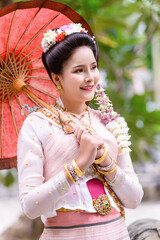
[80,85,94,90]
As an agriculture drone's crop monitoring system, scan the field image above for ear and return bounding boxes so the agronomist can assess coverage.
[51,73,61,86]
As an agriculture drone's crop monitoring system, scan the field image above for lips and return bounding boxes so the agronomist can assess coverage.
[80,85,94,90]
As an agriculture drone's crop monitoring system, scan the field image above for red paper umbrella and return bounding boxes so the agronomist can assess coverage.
[0,0,93,169]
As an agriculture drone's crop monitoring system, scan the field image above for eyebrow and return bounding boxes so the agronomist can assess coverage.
[73,62,97,68]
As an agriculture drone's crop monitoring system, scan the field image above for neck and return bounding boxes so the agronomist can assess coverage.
[59,95,86,114]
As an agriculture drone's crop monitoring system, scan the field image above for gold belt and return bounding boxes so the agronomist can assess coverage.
[56,207,82,212]
[56,194,112,216]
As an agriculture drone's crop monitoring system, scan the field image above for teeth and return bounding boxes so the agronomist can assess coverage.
[82,86,92,89]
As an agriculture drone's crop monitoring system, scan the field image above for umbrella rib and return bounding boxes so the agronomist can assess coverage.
[0,57,4,68]
[0,83,14,95]
[18,13,60,58]
[23,92,41,107]
[18,55,28,77]
[8,97,19,136]
[20,57,31,78]
[13,8,40,54]
[0,55,16,79]
[15,95,28,117]
[17,57,29,79]
[26,75,50,81]
[8,85,17,98]
[15,45,41,68]
[10,52,18,77]
[0,74,12,82]
[17,56,41,71]
[26,83,56,99]
[29,66,45,71]
[27,56,41,64]
[4,75,15,96]
[0,88,12,95]
[24,44,41,58]
[6,10,17,62]
[6,52,18,79]
[0,56,4,67]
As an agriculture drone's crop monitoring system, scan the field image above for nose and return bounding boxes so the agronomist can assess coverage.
[85,69,94,82]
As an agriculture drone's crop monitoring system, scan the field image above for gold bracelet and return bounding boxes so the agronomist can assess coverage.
[64,164,76,183]
[71,159,85,178]
[98,165,117,175]
[94,145,108,164]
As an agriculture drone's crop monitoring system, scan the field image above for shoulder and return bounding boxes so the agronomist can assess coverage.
[19,109,55,146]
[89,107,102,121]
[21,111,49,132]
[22,106,60,129]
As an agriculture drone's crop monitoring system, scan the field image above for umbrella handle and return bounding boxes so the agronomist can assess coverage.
[22,86,75,129]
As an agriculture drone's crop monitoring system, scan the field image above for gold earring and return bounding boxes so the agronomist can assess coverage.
[56,84,63,92]
[57,85,62,90]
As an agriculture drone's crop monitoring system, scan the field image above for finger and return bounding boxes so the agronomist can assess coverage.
[74,125,86,142]
[77,127,86,142]
[74,124,82,136]
[97,144,105,150]
[93,138,104,149]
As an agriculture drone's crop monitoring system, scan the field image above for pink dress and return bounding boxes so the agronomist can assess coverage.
[17,101,143,240]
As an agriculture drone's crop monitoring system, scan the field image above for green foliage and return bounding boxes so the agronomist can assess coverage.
[0,170,15,187]
[15,0,31,1]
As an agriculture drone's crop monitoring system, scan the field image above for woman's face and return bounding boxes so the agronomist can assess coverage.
[58,46,99,106]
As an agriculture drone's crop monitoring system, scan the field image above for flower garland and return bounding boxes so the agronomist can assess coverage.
[94,83,131,154]
[41,23,88,53]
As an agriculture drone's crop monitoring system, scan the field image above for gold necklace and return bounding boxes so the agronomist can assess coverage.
[54,102,92,127]
[37,108,72,133]
[66,106,88,122]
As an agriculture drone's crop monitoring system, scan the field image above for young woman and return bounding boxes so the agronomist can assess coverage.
[17,23,143,240]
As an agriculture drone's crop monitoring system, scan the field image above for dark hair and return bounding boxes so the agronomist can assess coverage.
[42,31,98,82]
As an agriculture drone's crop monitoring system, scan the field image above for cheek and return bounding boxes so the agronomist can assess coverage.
[94,71,99,83]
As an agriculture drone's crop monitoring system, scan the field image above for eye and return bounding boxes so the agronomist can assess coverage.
[74,68,83,73]
[91,65,97,70]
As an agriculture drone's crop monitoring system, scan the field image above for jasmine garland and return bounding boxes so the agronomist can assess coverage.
[95,83,131,154]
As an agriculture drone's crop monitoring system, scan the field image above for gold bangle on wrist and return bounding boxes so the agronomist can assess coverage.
[98,165,117,175]
[71,159,85,177]
[64,164,76,183]
[94,145,108,164]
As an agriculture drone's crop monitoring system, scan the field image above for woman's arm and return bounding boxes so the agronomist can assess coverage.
[104,152,144,209]
[18,117,71,219]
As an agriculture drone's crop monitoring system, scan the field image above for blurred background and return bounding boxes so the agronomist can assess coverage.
[0,0,160,239]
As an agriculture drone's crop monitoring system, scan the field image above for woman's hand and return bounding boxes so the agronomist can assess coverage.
[95,147,105,160]
[74,124,104,171]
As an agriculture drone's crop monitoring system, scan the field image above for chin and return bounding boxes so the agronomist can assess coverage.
[79,91,95,102]
[84,94,94,102]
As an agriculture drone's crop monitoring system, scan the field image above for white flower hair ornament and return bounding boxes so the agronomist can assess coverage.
[95,83,131,155]
[41,23,89,53]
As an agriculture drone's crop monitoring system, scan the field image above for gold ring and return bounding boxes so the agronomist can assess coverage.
[97,144,105,150]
